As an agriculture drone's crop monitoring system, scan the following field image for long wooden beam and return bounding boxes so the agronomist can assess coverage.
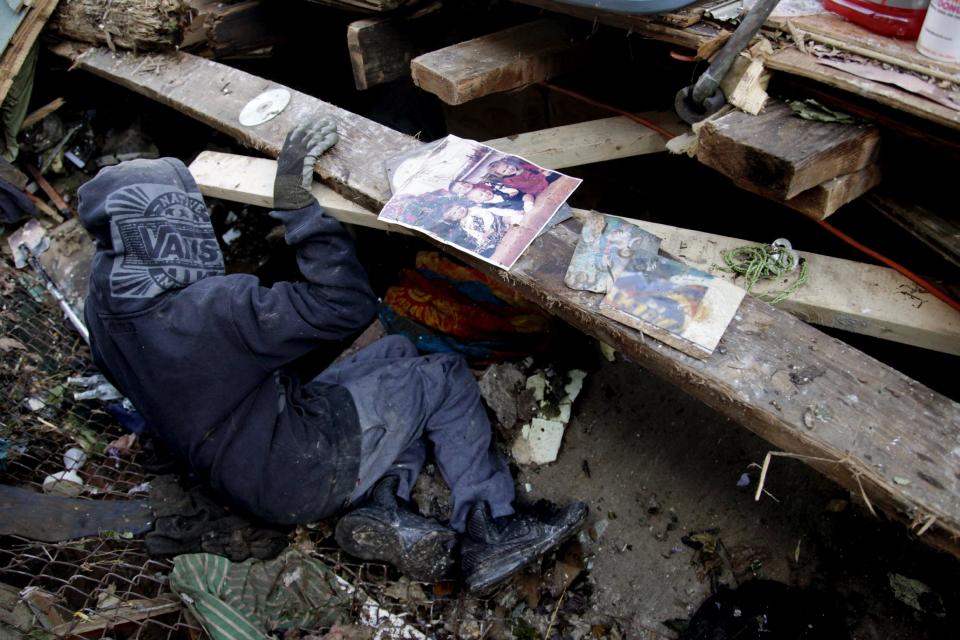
[188,150,960,357]
[484,114,686,168]
[56,45,960,557]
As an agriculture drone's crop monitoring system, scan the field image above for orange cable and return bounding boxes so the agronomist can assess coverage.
[538,82,679,140]
[538,82,960,313]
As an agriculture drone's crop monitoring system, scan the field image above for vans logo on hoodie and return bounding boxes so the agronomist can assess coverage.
[106,184,224,299]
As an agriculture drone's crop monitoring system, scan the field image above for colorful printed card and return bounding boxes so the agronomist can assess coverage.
[564,213,662,293]
[379,136,581,270]
[599,251,745,359]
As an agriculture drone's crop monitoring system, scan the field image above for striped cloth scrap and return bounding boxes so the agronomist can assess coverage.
[170,549,353,640]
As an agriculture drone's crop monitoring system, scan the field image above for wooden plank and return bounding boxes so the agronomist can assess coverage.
[189,151,959,356]
[484,114,686,169]
[51,44,419,212]
[785,165,882,220]
[50,596,181,636]
[347,3,442,91]
[780,13,960,85]
[704,159,882,220]
[20,96,65,130]
[0,0,59,105]
[865,194,960,270]
[348,17,416,91]
[697,101,881,200]
[411,18,592,106]
[766,48,960,132]
[188,151,411,235]
[631,218,960,356]
[56,46,960,558]
[511,0,731,59]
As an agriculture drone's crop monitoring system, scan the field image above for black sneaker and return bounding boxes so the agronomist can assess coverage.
[334,475,457,583]
[461,500,588,594]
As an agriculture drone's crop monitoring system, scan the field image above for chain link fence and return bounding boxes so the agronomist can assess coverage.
[0,263,525,640]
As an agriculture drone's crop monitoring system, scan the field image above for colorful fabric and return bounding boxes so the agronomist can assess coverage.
[380,252,551,363]
[385,268,547,341]
[169,550,352,640]
[414,251,535,309]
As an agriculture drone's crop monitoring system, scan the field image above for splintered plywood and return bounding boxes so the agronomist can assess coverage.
[411,18,591,105]
[697,101,881,200]
[58,46,960,557]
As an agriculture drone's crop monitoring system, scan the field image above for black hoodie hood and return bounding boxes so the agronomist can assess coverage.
[78,157,224,314]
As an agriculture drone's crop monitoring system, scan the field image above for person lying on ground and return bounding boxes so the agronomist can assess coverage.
[76,119,587,593]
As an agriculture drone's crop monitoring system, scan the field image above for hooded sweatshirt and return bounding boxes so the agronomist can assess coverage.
[78,158,377,523]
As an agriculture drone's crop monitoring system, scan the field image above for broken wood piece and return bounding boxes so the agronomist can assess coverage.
[188,151,411,236]
[718,54,771,115]
[788,165,883,219]
[0,484,153,542]
[0,0,58,104]
[484,114,687,169]
[25,164,74,219]
[183,0,281,59]
[347,3,442,91]
[50,596,181,636]
[765,48,960,132]
[776,13,960,86]
[20,96,65,130]
[411,18,592,105]
[59,46,960,558]
[697,101,881,200]
[865,193,960,270]
[48,0,193,51]
[730,163,883,220]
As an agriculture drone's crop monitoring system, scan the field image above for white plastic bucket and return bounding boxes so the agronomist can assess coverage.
[918,0,960,62]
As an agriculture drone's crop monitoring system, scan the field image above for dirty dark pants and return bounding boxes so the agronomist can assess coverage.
[312,335,515,532]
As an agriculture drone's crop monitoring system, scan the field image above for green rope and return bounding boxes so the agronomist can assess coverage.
[718,240,808,305]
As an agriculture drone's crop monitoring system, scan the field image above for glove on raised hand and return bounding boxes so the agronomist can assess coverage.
[273,119,339,210]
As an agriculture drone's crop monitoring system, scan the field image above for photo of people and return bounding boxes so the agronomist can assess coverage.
[379,136,582,270]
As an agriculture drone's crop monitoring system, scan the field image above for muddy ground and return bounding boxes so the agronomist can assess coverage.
[510,350,958,639]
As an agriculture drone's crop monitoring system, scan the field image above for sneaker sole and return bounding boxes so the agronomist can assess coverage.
[335,512,457,583]
[465,504,588,594]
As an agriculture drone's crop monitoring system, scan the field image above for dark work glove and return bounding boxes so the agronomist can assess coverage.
[273,119,338,210]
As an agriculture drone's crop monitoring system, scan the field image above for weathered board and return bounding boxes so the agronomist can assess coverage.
[411,18,592,106]
[188,151,411,235]
[697,101,882,200]
[484,114,686,169]
[48,0,192,50]
[50,44,418,212]
[778,13,960,85]
[58,46,960,557]
[866,194,960,271]
[766,48,960,132]
[347,3,442,91]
